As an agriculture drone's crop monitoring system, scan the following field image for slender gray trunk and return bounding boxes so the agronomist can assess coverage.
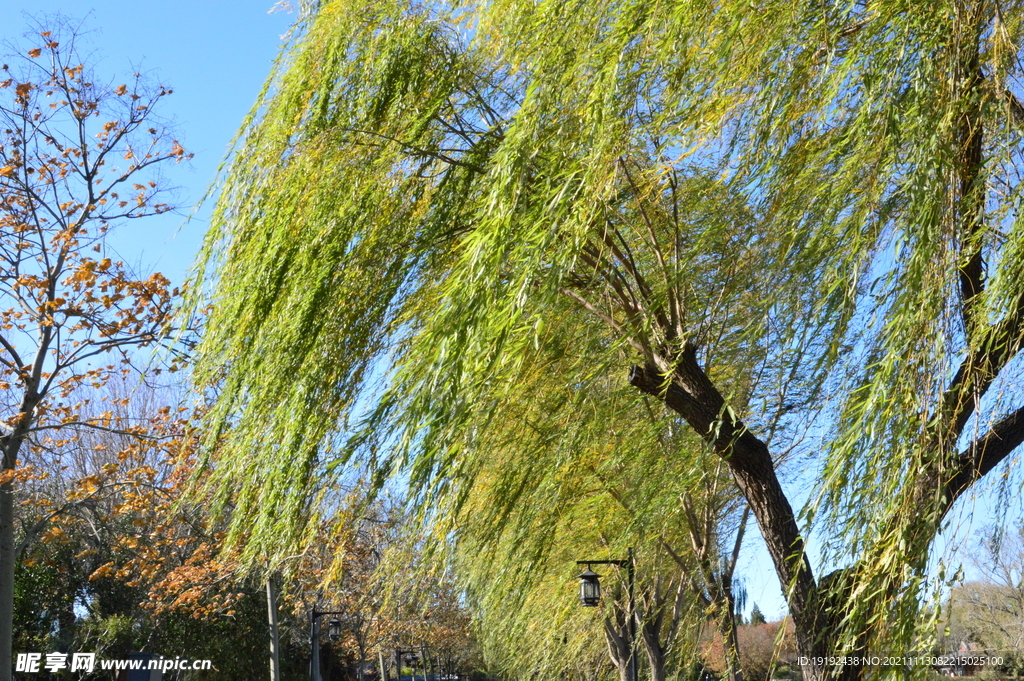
[0,477,13,681]
[719,616,743,681]
[641,628,666,681]
[267,578,281,681]
[604,611,633,681]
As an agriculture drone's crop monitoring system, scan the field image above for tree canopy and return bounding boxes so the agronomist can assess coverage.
[0,21,190,680]
[191,1,1024,679]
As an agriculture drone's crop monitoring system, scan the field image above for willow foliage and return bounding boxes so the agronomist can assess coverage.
[192,0,1024,678]
[425,302,738,680]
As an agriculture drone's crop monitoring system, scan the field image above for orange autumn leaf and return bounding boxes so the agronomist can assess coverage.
[27,48,41,58]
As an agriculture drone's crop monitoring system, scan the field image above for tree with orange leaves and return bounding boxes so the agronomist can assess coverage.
[14,378,296,680]
[0,20,189,680]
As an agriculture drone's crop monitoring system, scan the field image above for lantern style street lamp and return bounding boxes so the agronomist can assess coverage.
[396,648,425,681]
[397,650,419,668]
[327,616,342,642]
[575,548,637,681]
[310,607,348,681]
[574,567,602,606]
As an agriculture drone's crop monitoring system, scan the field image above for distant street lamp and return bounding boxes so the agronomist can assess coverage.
[575,548,637,681]
[396,648,423,681]
[310,607,347,681]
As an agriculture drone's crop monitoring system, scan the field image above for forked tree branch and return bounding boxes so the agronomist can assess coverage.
[940,287,1024,440]
[942,404,1024,517]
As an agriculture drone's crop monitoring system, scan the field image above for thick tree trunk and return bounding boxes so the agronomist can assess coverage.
[816,568,867,681]
[630,360,891,681]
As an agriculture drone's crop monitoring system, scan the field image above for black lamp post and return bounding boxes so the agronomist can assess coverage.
[575,548,637,681]
[310,607,347,681]
[396,649,422,681]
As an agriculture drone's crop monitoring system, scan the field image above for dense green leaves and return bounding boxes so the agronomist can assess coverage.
[193,0,1024,677]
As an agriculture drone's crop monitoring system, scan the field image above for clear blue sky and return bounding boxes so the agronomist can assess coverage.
[5,1,297,286]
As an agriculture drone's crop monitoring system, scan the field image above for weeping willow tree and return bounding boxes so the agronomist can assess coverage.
[189,1,1024,680]
[419,303,750,681]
